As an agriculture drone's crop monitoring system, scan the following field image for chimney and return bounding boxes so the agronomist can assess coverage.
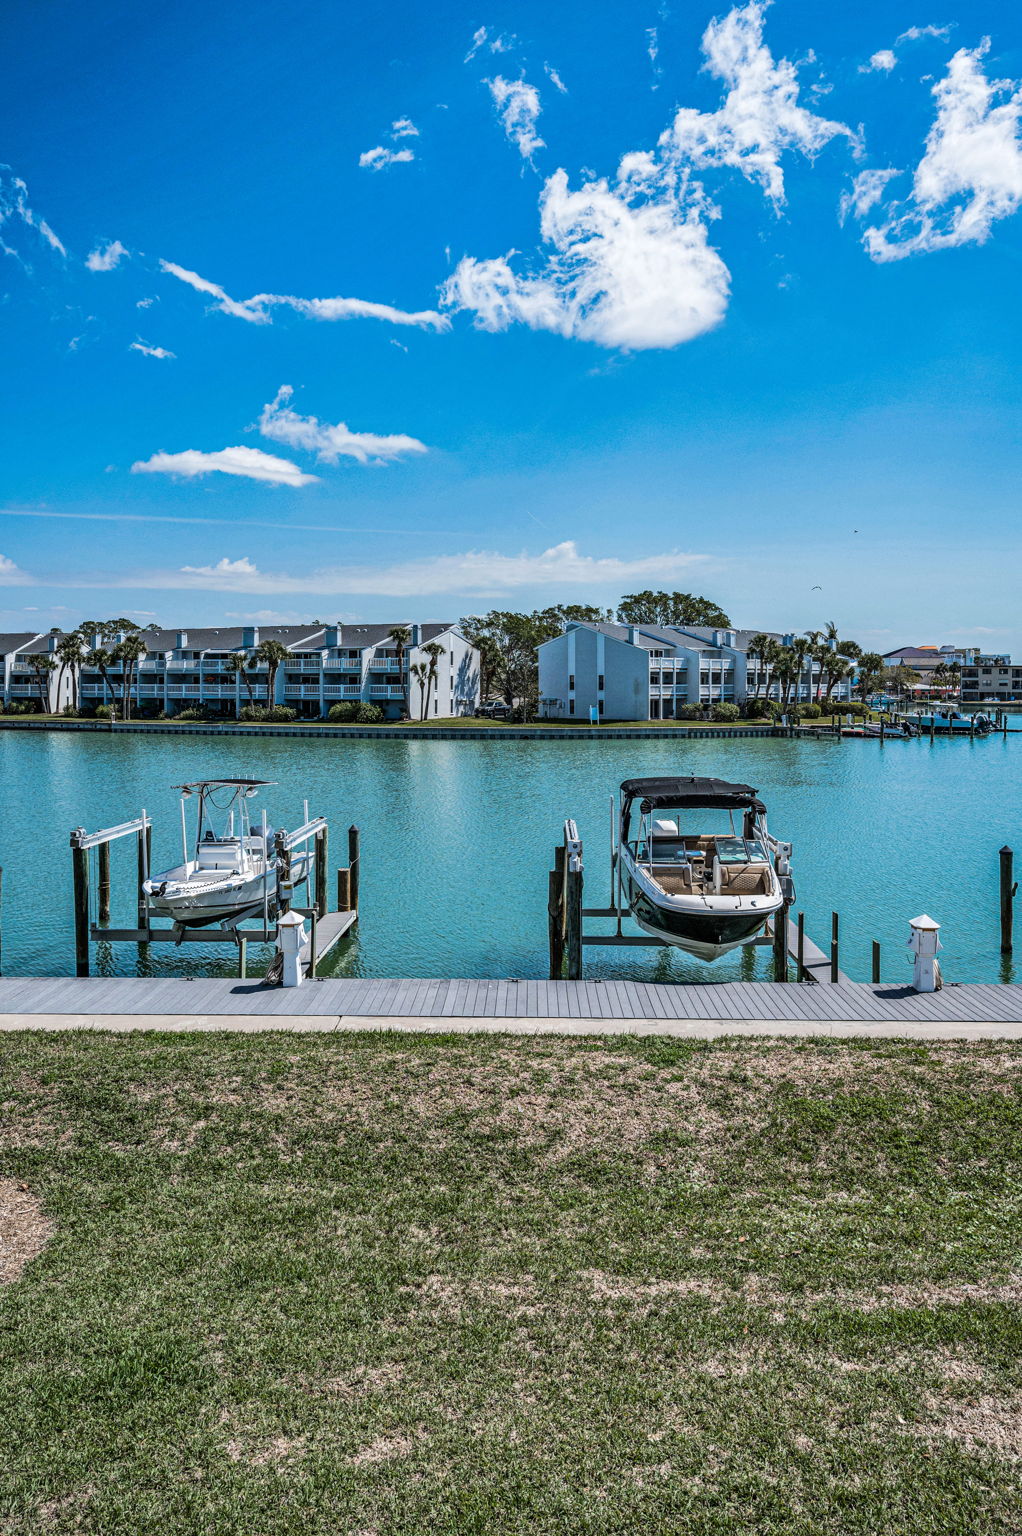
[627,625,638,645]
[325,624,340,648]
[47,632,59,652]
[242,625,259,648]
[410,623,422,646]
[176,630,188,649]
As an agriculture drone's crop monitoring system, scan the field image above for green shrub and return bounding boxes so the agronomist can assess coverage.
[819,698,869,718]
[327,702,357,723]
[678,703,704,720]
[355,702,383,724]
[238,704,297,723]
[711,701,741,722]
[173,708,207,722]
[94,704,112,720]
[799,702,822,720]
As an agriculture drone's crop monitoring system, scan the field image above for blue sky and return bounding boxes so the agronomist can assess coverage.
[2,0,1021,652]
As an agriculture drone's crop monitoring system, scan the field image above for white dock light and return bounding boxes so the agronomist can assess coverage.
[276,909,307,989]
[907,913,942,992]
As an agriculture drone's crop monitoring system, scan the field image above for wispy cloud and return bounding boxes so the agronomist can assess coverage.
[159,257,448,330]
[897,24,952,44]
[359,145,415,171]
[861,50,897,74]
[72,540,709,596]
[86,240,128,271]
[0,554,25,585]
[839,167,900,222]
[465,26,516,63]
[130,339,175,360]
[130,446,318,487]
[390,118,419,138]
[862,42,1022,259]
[488,77,545,160]
[0,171,66,261]
[258,386,428,465]
[544,64,568,94]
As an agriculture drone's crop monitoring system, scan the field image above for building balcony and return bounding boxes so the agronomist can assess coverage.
[369,685,405,699]
[284,685,323,698]
[323,685,362,699]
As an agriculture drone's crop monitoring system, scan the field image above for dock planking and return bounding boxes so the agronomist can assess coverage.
[1,974,1022,1032]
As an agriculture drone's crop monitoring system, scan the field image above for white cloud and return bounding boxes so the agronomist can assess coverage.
[359,145,415,170]
[863,42,1022,259]
[861,50,898,73]
[130,446,318,487]
[130,339,176,359]
[897,24,952,44]
[488,76,545,159]
[444,165,729,351]
[659,1,857,206]
[839,167,900,222]
[86,240,128,271]
[258,386,428,465]
[465,26,516,63]
[0,172,66,261]
[136,296,156,308]
[87,540,709,596]
[390,118,419,138]
[545,64,567,94]
[0,554,25,585]
[159,257,447,330]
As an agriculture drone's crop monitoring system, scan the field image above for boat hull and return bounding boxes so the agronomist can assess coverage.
[144,852,313,927]
[624,875,777,962]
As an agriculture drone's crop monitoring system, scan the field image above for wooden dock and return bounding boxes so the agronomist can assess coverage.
[1,975,1021,1038]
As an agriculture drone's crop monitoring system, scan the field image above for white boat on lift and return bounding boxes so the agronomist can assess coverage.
[142,779,312,926]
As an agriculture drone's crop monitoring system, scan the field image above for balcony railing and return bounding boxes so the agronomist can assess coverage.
[369,685,405,699]
[323,685,362,698]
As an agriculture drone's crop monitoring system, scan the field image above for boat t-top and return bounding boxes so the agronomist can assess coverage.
[142,780,312,927]
[616,776,793,962]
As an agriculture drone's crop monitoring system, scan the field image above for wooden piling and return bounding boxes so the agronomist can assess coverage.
[929,715,935,743]
[275,831,292,914]
[830,911,840,984]
[772,904,789,982]
[880,716,885,744]
[872,940,881,983]
[315,826,328,917]
[337,866,351,912]
[136,823,151,932]
[98,842,111,923]
[347,825,361,915]
[796,910,805,981]
[565,860,583,980]
[1000,846,1015,954]
[72,840,90,977]
[0,866,4,977]
[547,868,564,979]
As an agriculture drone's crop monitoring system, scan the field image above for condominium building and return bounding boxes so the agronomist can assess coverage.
[959,654,1022,702]
[3,623,480,719]
[537,623,855,721]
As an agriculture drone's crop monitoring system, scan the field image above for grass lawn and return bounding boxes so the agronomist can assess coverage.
[1,1032,1020,1534]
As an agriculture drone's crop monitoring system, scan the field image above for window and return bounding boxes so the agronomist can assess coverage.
[568,673,575,690]
[650,699,660,719]
[597,673,604,691]
[598,699,604,716]
[650,672,660,685]
[569,699,575,716]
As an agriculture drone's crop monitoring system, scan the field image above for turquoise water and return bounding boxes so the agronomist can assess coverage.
[0,730,1019,984]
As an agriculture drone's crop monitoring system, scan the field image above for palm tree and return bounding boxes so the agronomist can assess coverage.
[745,633,771,700]
[421,640,445,718]
[855,652,884,704]
[55,628,87,712]
[787,637,812,705]
[29,653,56,713]
[409,661,429,720]
[387,626,412,719]
[254,640,290,710]
[114,634,148,720]
[225,652,257,717]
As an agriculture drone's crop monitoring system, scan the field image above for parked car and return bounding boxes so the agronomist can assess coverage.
[477,700,511,718]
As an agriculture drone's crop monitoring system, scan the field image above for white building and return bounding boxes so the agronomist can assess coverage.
[4,623,480,720]
[537,623,855,721]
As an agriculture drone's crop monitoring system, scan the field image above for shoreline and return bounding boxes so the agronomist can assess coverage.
[0,718,832,742]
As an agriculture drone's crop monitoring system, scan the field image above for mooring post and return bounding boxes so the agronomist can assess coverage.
[71,835,90,977]
[1000,846,1016,954]
[548,844,566,979]
[565,855,583,981]
[796,910,805,981]
[238,936,247,980]
[136,819,151,933]
[337,866,351,912]
[830,911,840,984]
[0,865,4,977]
[315,826,328,917]
[772,904,789,982]
[98,841,111,924]
[929,715,935,743]
[348,825,360,916]
[880,716,885,744]
[871,939,881,983]
[275,831,292,914]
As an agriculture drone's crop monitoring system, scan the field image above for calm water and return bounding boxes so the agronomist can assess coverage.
[1,730,1019,984]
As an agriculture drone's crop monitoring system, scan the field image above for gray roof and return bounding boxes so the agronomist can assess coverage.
[0,632,41,656]
[32,623,460,657]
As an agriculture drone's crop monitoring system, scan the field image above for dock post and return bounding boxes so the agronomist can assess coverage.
[830,912,840,984]
[0,865,3,977]
[347,825,360,916]
[71,836,90,977]
[772,905,789,982]
[565,857,583,981]
[548,844,566,979]
[238,936,247,979]
[796,911,805,981]
[872,940,881,983]
[880,716,885,744]
[315,826,328,917]
[275,831,292,914]
[136,819,151,933]
[1000,846,1016,954]
[98,842,111,924]
[337,866,351,912]
[929,715,935,743]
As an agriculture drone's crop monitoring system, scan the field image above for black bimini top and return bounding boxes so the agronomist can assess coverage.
[621,776,766,814]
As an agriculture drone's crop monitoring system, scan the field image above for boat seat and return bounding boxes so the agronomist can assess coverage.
[719,864,772,895]
[652,867,697,894]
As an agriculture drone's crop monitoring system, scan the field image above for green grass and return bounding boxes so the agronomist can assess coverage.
[1,1033,1020,1534]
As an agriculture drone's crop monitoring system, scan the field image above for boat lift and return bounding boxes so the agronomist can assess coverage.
[548,805,843,984]
[69,810,360,978]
